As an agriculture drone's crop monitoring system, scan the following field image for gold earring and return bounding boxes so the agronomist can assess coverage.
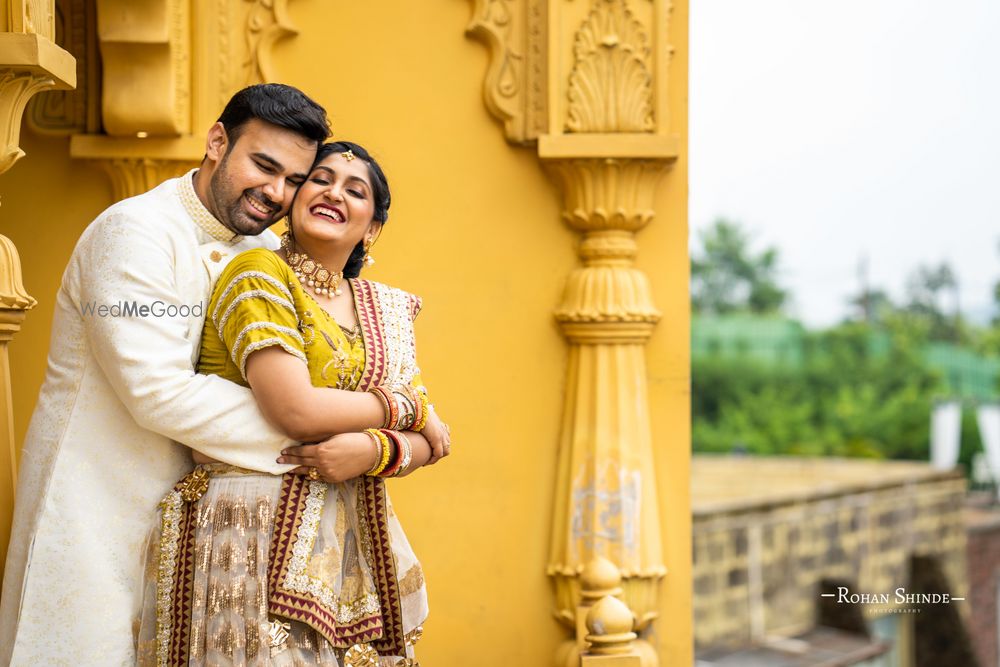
[281,220,294,251]
[363,237,375,267]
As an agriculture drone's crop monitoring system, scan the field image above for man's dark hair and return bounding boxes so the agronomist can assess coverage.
[217,83,329,146]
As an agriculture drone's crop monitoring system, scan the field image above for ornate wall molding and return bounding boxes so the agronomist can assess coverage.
[243,0,297,85]
[96,157,196,202]
[95,0,191,136]
[0,235,36,312]
[0,70,54,171]
[27,0,101,136]
[465,0,546,144]
[565,0,654,133]
[3,0,55,39]
[71,0,302,199]
[0,25,75,171]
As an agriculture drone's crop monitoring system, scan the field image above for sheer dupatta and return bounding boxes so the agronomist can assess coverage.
[266,278,423,657]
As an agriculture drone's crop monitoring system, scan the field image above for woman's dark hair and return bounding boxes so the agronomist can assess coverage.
[312,141,391,279]
[217,84,329,145]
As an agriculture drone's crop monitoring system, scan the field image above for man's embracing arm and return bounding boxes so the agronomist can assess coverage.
[71,210,296,473]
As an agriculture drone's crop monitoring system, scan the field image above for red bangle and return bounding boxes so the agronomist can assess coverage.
[378,429,404,478]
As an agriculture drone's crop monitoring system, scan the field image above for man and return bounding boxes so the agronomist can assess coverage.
[0,84,328,665]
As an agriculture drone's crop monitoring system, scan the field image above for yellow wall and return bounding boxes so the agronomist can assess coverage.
[646,1,693,661]
[1,1,690,664]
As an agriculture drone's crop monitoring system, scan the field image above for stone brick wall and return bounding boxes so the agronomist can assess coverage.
[692,458,967,650]
[966,505,1000,667]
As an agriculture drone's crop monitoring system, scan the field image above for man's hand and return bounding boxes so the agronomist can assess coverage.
[421,407,451,465]
[278,432,376,483]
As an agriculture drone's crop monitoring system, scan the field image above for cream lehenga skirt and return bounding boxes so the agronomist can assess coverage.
[137,465,428,666]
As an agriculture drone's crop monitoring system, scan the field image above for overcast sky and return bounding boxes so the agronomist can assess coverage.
[690,0,1000,326]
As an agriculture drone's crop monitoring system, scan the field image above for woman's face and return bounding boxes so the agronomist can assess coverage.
[291,151,378,251]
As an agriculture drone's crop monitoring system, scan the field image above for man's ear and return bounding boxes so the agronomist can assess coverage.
[205,122,229,164]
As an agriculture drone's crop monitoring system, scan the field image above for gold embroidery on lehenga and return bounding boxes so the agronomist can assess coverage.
[155,490,183,667]
[405,626,423,646]
[344,643,379,666]
[268,618,292,655]
[246,622,260,660]
[217,542,234,573]
[189,622,204,660]
[305,543,344,582]
[398,565,425,598]
[178,467,211,503]
[280,480,343,607]
[354,481,376,569]
[211,624,238,658]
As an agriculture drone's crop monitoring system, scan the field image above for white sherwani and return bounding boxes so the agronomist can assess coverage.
[0,171,296,666]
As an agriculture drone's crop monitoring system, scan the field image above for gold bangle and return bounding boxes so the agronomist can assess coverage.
[364,429,384,475]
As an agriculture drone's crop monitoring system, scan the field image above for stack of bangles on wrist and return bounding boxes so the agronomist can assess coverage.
[368,384,429,432]
[363,428,413,477]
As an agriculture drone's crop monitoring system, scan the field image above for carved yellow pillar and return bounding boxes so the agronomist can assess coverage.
[0,238,35,560]
[469,0,685,663]
[544,152,672,643]
[0,0,76,562]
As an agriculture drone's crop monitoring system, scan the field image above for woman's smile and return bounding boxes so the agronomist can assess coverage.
[309,202,346,223]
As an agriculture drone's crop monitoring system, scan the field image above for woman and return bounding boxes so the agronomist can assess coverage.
[138,141,445,666]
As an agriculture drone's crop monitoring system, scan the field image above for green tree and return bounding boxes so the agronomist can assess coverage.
[691,219,787,315]
[692,321,945,460]
[904,262,964,342]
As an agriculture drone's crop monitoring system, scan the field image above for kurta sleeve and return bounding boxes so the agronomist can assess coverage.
[72,210,296,474]
[209,249,307,381]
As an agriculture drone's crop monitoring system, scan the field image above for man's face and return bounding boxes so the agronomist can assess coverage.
[207,118,316,236]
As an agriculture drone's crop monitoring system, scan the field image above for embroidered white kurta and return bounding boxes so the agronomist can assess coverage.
[0,172,296,666]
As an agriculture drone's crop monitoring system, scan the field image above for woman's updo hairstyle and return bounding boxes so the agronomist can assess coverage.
[311,141,391,279]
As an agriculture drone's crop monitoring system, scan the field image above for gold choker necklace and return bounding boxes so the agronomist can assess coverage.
[281,232,343,297]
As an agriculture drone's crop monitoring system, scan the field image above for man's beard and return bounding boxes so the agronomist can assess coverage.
[210,155,281,236]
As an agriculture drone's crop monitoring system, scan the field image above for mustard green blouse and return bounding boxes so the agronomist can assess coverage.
[199,248,367,392]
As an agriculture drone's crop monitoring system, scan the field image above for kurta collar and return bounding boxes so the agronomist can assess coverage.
[178,169,244,244]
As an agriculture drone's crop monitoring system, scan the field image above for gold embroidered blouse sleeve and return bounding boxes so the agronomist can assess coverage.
[201,248,306,383]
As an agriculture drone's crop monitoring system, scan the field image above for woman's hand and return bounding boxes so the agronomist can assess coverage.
[421,407,451,464]
[278,432,377,483]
